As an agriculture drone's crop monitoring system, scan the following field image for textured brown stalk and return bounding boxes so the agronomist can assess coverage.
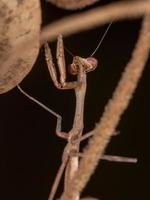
[60,14,150,200]
[40,0,150,43]
[47,0,99,10]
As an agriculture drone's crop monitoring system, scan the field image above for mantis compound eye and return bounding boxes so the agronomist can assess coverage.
[69,63,78,75]
[69,56,98,75]
[85,57,98,72]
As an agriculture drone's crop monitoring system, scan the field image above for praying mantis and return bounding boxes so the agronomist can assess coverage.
[17,24,137,200]
[18,35,99,200]
[45,34,97,200]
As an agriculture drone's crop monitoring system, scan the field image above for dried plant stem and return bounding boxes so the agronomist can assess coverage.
[60,14,150,200]
[41,0,150,43]
[101,155,137,163]
[47,0,99,10]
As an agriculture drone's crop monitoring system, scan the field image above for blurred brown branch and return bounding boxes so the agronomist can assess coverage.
[41,0,150,43]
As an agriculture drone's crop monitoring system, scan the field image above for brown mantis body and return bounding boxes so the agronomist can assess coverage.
[45,35,97,200]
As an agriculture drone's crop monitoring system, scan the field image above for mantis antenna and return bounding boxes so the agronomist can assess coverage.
[90,21,113,56]
[64,21,113,58]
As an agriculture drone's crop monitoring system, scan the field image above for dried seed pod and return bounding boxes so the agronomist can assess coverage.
[0,0,41,94]
[47,0,99,10]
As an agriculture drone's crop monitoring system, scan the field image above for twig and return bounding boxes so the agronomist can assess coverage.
[78,153,137,163]
[40,0,150,43]
[100,155,137,163]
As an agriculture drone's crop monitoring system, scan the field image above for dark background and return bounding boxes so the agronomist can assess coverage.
[0,0,149,200]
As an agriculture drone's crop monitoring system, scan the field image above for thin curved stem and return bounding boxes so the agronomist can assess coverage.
[40,0,150,43]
